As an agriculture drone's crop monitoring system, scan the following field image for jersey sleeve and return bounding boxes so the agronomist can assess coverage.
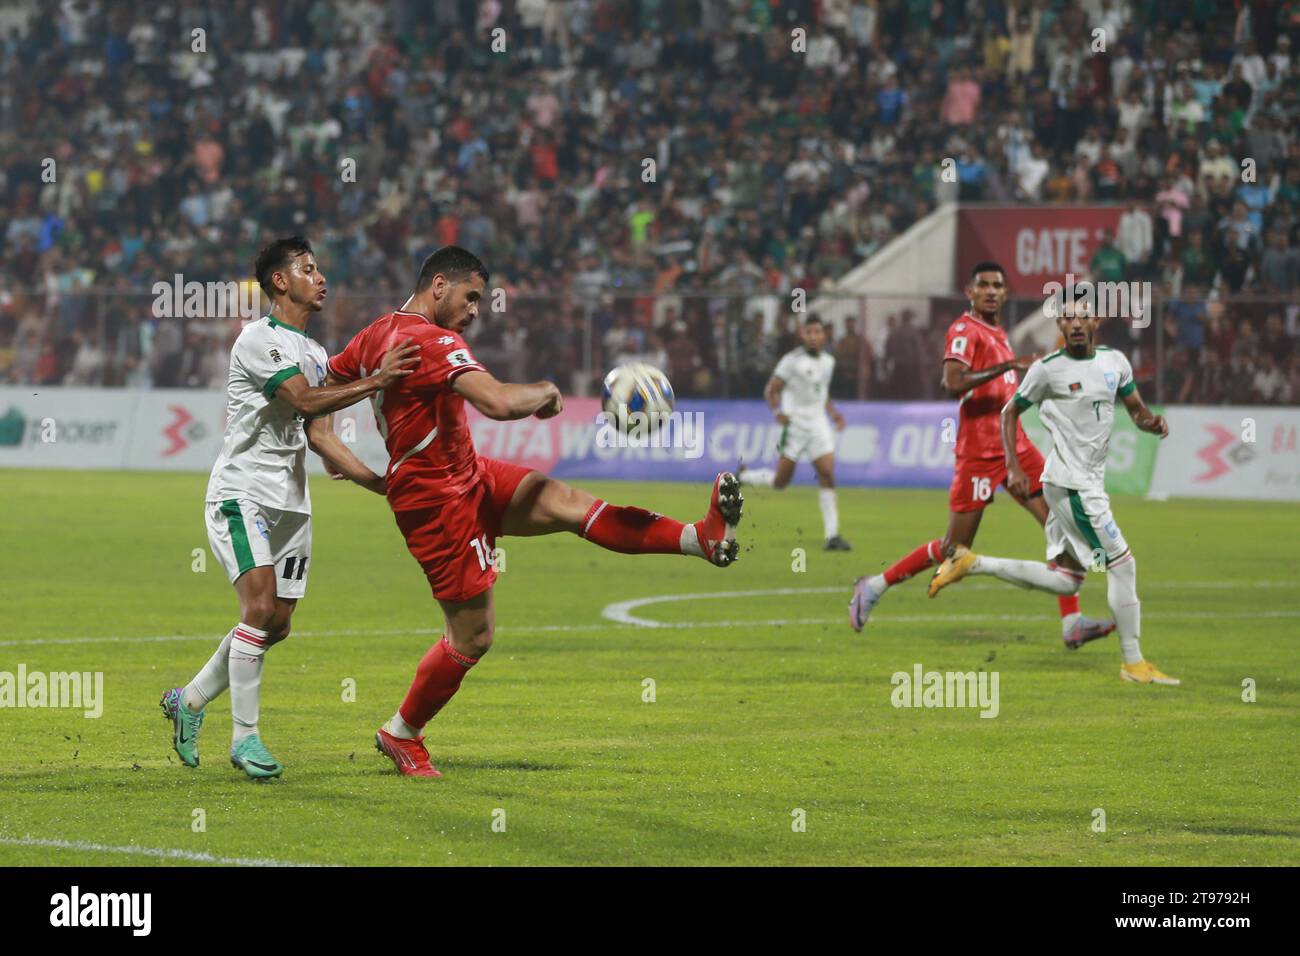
[407,330,487,393]
[772,352,796,382]
[235,326,302,398]
[943,321,978,368]
[327,328,365,383]
[1116,352,1136,398]
[1012,360,1049,408]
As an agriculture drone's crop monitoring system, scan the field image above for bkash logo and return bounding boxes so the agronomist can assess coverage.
[162,406,207,457]
[1193,424,1255,482]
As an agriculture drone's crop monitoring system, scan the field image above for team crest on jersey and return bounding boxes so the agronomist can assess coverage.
[314,361,325,384]
[268,347,282,364]
[1104,372,1117,390]
[437,336,455,345]
[954,323,965,331]
[1068,382,1082,393]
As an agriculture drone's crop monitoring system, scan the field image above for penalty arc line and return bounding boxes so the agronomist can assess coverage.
[599,586,1300,628]
[0,834,333,868]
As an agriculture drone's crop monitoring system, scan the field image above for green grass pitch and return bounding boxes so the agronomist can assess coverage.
[1,469,1296,866]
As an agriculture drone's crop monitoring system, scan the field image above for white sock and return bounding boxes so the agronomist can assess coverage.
[868,573,888,594]
[183,628,235,712]
[739,467,775,487]
[228,624,269,744]
[971,556,1082,595]
[1107,553,1143,664]
[679,522,704,558]
[384,713,422,740]
[818,488,839,539]
[1060,611,1082,634]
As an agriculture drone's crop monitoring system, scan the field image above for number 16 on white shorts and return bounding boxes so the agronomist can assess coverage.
[205,499,313,598]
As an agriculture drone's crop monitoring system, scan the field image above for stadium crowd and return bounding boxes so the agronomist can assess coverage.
[1,0,1299,404]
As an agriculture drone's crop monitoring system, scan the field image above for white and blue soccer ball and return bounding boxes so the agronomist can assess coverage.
[601,362,675,431]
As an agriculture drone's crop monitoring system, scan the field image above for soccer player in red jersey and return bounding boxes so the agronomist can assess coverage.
[327,246,744,777]
[848,262,1114,648]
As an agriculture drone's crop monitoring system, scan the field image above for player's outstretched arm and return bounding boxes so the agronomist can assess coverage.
[453,369,562,421]
[1121,388,1169,437]
[941,355,1035,398]
[1000,398,1032,498]
[276,339,420,417]
[305,415,385,494]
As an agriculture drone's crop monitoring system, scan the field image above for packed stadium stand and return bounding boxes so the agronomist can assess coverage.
[1,0,1298,403]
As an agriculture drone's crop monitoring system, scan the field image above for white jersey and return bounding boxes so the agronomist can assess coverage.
[1013,346,1136,491]
[205,315,330,514]
[773,347,835,427]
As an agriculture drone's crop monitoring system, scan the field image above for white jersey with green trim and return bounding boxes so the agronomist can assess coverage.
[773,347,835,428]
[1012,346,1136,492]
[205,315,330,514]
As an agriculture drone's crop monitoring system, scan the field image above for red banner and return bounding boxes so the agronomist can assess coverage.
[955,206,1125,296]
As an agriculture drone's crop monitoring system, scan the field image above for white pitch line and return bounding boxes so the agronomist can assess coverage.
[1,581,1294,647]
[0,834,330,868]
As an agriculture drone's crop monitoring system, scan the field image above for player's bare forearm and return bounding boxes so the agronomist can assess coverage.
[765,377,789,423]
[1000,399,1024,469]
[280,373,387,417]
[1122,389,1169,437]
[282,339,419,417]
[825,398,845,428]
[306,418,385,494]
[454,370,561,421]
[942,358,1013,398]
[1000,400,1032,497]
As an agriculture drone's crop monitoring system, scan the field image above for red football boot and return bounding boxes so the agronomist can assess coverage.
[693,472,744,567]
[374,727,443,777]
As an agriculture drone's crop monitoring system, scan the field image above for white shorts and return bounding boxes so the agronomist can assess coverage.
[1043,483,1129,571]
[205,499,313,599]
[777,419,835,462]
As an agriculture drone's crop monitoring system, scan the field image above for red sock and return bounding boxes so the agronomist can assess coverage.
[580,500,686,554]
[398,635,478,730]
[883,539,943,586]
[1057,594,1080,618]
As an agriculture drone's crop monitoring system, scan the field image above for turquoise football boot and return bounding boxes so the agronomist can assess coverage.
[160,686,204,768]
[230,734,284,780]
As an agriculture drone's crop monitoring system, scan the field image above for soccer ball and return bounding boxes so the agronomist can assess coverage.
[601,362,675,431]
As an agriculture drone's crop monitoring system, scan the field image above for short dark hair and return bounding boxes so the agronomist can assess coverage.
[969,261,1006,282]
[804,314,825,327]
[415,246,489,291]
[255,236,315,299]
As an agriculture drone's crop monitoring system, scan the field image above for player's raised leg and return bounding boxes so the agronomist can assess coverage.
[1010,454,1115,647]
[1041,484,1178,684]
[503,468,744,567]
[738,455,795,490]
[849,508,981,632]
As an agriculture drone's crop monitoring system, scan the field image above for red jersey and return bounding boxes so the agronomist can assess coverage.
[942,312,1034,461]
[328,310,487,512]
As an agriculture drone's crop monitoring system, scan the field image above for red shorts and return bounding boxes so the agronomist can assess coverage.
[948,444,1045,513]
[393,457,534,604]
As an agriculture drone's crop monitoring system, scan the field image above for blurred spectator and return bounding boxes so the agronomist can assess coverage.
[0,0,1294,406]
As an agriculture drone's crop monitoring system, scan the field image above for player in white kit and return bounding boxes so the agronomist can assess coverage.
[929,296,1180,685]
[160,236,420,778]
[739,316,850,551]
